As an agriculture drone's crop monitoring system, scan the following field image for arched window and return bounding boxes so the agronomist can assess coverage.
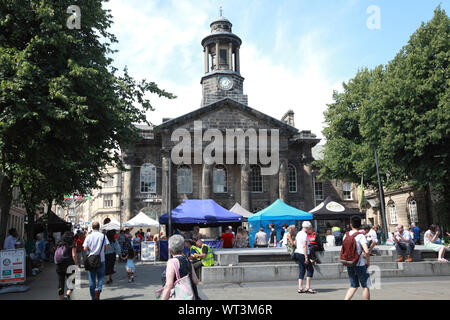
[140,163,156,193]
[251,165,263,193]
[288,164,297,193]
[213,165,227,193]
[388,201,398,225]
[409,198,418,223]
[177,165,192,194]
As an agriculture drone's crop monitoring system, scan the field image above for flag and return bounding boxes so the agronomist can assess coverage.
[359,176,365,210]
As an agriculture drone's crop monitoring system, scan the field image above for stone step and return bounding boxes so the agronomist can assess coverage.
[201,261,450,284]
[331,255,396,263]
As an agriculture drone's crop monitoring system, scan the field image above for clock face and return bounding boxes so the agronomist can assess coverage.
[218,76,233,90]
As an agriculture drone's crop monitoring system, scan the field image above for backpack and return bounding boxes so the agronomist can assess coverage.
[340,231,360,267]
[54,244,66,265]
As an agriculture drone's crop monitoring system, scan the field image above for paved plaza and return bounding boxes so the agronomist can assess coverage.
[1,262,450,300]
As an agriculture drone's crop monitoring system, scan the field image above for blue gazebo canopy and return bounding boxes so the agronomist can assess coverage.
[159,199,243,224]
[248,199,313,247]
[248,199,313,222]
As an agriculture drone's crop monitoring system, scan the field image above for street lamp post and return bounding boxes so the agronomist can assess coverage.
[374,145,389,238]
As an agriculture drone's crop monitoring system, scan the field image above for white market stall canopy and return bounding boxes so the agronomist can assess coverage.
[229,203,253,218]
[101,219,121,231]
[123,212,160,227]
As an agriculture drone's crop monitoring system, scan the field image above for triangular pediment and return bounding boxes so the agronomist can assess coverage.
[157,98,298,134]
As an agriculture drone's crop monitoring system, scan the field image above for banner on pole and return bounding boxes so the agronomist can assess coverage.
[141,241,156,262]
[0,249,26,284]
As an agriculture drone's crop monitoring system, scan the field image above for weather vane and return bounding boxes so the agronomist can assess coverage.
[219,5,223,17]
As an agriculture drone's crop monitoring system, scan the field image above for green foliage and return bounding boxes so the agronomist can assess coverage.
[0,1,175,228]
[317,7,450,203]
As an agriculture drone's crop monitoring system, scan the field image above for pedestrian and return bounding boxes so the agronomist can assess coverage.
[424,225,448,262]
[234,226,249,248]
[3,228,18,250]
[325,229,335,247]
[393,224,415,262]
[118,230,126,250]
[132,232,141,259]
[295,221,316,294]
[74,230,85,268]
[55,231,78,300]
[307,227,323,264]
[145,228,153,241]
[188,239,214,279]
[332,226,342,246]
[220,226,235,248]
[105,230,121,284]
[254,227,268,248]
[279,224,288,246]
[343,215,371,300]
[124,246,136,283]
[160,234,199,300]
[411,222,421,245]
[362,225,378,255]
[269,223,277,247]
[286,225,297,256]
[34,234,46,262]
[83,221,110,300]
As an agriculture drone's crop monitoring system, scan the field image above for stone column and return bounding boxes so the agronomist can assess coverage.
[279,160,288,203]
[202,163,212,199]
[269,172,279,203]
[121,163,133,222]
[161,156,169,214]
[240,161,251,211]
[204,46,209,73]
[228,42,233,70]
[303,164,314,211]
[235,46,240,74]
[215,42,220,70]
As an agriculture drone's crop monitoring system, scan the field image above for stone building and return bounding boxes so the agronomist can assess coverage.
[120,15,321,223]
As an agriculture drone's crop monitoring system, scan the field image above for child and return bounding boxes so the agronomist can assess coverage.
[125,247,135,283]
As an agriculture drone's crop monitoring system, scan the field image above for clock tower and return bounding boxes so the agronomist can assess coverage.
[201,13,248,106]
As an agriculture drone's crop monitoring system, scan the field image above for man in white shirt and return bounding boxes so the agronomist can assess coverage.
[393,224,414,262]
[83,221,110,300]
[362,225,378,255]
[3,228,18,250]
[254,228,267,248]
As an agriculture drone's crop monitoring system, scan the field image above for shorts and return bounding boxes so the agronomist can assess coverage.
[126,267,135,273]
[347,265,369,288]
[425,242,444,252]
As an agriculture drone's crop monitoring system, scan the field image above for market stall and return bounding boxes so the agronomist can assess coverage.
[159,199,243,260]
[32,210,72,236]
[123,212,160,262]
[309,196,365,235]
[248,199,313,247]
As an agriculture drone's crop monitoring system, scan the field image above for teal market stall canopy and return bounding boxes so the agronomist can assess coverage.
[309,196,365,220]
[248,199,313,247]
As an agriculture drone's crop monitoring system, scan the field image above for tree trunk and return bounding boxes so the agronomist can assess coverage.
[0,175,13,248]
[20,184,37,242]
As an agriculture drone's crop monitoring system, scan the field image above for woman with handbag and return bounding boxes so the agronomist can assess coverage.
[159,234,199,300]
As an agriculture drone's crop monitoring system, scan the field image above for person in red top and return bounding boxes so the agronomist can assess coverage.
[307,228,322,264]
[74,230,86,267]
[220,226,235,248]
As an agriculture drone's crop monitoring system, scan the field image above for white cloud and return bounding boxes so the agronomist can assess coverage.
[104,0,342,139]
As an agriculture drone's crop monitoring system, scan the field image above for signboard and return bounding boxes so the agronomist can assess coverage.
[0,249,26,284]
[141,241,156,262]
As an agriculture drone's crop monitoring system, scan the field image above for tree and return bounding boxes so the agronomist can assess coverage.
[0,0,175,243]
[317,6,450,226]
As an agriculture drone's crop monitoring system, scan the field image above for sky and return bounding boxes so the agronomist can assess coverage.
[103,0,449,141]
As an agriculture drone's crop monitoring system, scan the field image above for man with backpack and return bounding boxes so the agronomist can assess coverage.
[341,215,371,300]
